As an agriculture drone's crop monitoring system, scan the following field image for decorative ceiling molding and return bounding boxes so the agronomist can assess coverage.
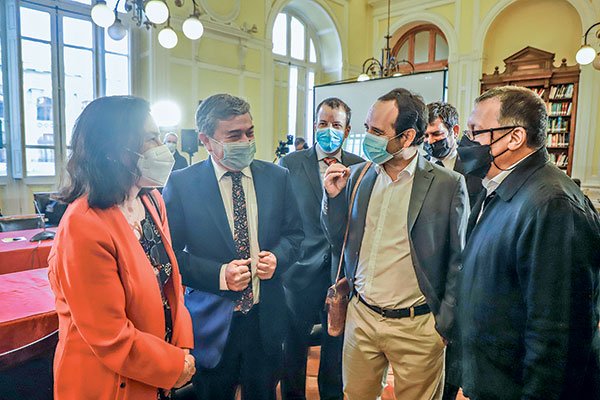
[369,0,454,18]
[199,0,240,24]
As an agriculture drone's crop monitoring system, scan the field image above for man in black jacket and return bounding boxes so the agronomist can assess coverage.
[458,85,600,400]
[280,97,363,400]
[164,132,189,171]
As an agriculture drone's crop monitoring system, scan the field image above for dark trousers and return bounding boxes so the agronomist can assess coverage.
[191,307,281,400]
[282,281,343,400]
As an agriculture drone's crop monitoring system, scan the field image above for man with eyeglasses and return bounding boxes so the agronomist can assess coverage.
[457,85,600,400]
[322,88,469,400]
[425,102,483,210]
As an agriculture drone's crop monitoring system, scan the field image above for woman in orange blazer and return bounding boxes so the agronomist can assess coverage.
[48,96,195,400]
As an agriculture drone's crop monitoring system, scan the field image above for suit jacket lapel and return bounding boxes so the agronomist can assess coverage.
[250,161,269,246]
[198,160,237,255]
[408,156,434,233]
[303,147,323,202]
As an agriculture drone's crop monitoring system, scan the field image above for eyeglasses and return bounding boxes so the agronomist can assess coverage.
[463,126,520,140]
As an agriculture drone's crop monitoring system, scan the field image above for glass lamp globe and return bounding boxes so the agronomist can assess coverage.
[158,27,178,49]
[145,0,169,25]
[107,18,127,41]
[151,100,182,128]
[357,73,370,82]
[91,1,115,28]
[182,16,204,40]
[575,45,596,65]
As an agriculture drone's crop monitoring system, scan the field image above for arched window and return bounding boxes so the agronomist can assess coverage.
[392,24,448,72]
[272,10,320,145]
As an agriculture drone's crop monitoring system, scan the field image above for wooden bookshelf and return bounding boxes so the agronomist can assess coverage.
[480,47,580,175]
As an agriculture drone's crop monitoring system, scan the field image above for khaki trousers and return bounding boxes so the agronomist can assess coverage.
[343,296,445,400]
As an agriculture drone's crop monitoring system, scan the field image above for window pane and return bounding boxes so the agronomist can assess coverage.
[309,39,316,63]
[63,17,93,48]
[21,40,54,147]
[435,34,448,61]
[105,54,129,95]
[64,47,94,146]
[288,67,298,136]
[290,17,305,60]
[20,8,51,41]
[26,147,55,176]
[414,30,429,64]
[398,40,409,61]
[272,13,287,56]
[105,30,129,54]
[0,39,5,176]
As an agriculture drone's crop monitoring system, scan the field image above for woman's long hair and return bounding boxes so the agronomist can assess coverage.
[58,96,150,209]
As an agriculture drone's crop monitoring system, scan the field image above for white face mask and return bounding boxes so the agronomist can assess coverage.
[136,144,175,187]
[165,142,177,154]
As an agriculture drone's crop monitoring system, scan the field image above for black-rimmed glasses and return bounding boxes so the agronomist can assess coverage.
[463,125,521,140]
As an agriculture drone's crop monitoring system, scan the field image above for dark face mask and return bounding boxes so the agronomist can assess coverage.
[457,129,514,179]
[424,137,451,159]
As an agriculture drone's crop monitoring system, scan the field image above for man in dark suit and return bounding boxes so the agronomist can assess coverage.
[424,101,480,400]
[458,85,600,400]
[322,88,469,400]
[163,132,189,171]
[279,97,363,400]
[163,94,303,400]
[424,101,482,209]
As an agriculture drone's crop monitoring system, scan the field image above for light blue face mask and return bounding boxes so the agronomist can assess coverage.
[211,138,256,171]
[316,127,345,154]
[362,132,405,164]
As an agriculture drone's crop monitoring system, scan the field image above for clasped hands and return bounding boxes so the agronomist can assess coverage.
[225,251,277,291]
[173,349,195,389]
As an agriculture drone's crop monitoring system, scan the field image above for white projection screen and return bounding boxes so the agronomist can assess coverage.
[313,70,447,155]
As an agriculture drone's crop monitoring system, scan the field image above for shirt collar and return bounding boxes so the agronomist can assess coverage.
[432,147,457,164]
[481,152,534,195]
[210,155,252,181]
[315,144,342,162]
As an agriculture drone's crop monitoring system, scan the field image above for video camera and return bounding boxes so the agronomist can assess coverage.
[274,134,294,160]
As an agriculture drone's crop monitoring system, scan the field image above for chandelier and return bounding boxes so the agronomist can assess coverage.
[575,22,600,70]
[357,0,415,81]
[91,0,204,49]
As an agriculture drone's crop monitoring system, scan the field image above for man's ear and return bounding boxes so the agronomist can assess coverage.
[199,133,211,151]
[507,127,527,151]
[344,124,351,139]
[452,124,459,139]
[403,128,417,148]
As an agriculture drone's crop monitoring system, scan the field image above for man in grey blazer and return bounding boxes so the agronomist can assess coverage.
[280,97,363,400]
[322,88,469,400]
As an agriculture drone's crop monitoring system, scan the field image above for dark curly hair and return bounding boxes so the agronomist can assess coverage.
[58,96,151,209]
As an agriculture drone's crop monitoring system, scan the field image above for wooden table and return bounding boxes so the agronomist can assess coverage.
[0,268,58,370]
[0,228,56,275]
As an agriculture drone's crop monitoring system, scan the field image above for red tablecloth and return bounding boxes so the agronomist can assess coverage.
[0,228,56,275]
[0,268,57,369]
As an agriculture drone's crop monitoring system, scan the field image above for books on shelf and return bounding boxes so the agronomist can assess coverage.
[548,117,569,132]
[530,87,545,97]
[549,84,574,100]
[546,132,570,147]
[548,102,572,116]
[549,152,569,168]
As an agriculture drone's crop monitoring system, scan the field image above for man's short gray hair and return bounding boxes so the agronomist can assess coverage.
[195,94,251,137]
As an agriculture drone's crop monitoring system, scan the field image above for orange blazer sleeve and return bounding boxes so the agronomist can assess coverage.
[54,209,185,390]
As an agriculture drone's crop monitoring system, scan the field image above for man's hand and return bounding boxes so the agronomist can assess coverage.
[225,259,251,291]
[324,163,350,198]
[257,251,277,280]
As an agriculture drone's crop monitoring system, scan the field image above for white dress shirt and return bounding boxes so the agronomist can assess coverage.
[354,155,426,309]
[432,148,458,170]
[315,144,342,181]
[211,156,260,304]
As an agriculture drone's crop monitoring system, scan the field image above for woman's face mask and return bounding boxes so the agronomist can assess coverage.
[136,144,175,187]
[210,137,256,171]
